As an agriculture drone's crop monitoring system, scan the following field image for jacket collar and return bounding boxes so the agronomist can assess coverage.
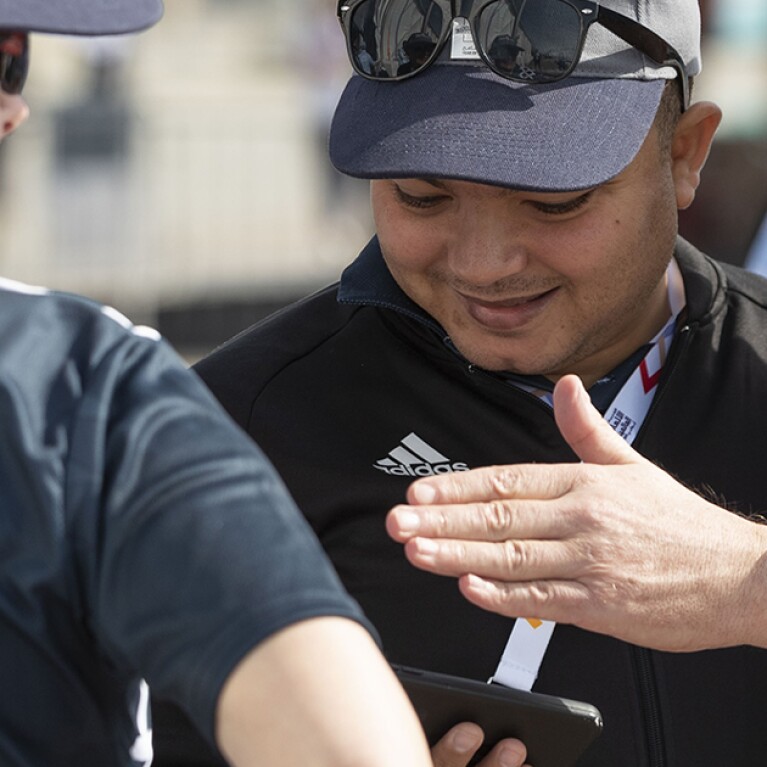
[336,235,724,409]
[672,236,725,327]
[338,236,443,333]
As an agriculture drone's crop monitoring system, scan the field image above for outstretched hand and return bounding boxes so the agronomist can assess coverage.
[387,375,767,652]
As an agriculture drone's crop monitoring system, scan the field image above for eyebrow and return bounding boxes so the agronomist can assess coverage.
[412,178,597,203]
[417,178,516,199]
[418,178,449,190]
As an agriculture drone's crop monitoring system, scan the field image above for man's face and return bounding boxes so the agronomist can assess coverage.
[371,125,679,385]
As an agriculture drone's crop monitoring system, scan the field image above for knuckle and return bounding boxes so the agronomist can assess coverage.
[434,507,450,532]
[527,580,554,606]
[489,467,523,498]
[568,494,609,528]
[527,580,589,625]
[452,540,471,564]
[499,539,527,571]
[482,500,514,535]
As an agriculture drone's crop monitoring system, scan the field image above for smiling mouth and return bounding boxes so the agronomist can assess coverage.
[457,287,560,330]
[465,288,558,308]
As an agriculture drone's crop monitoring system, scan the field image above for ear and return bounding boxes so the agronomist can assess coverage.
[671,101,722,210]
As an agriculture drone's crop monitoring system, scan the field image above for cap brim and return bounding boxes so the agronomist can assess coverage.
[0,0,163,35]
[329,66,666,193]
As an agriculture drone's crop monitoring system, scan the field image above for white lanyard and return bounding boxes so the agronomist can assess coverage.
[490,259,686,691]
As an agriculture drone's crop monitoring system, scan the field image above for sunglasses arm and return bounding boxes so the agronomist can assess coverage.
[596,6,690,111]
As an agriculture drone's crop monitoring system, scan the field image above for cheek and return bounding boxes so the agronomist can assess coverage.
[537,220,619,284]
[374,211,448,277]
[574,213,671,315]
[538,222,642,318]
[617,185,678,276]
[570,186,671,275]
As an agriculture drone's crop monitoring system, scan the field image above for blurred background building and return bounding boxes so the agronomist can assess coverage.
[683,0,767,276]
[0,0,765,361]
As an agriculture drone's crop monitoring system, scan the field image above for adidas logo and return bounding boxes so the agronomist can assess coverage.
[373,433,470,477]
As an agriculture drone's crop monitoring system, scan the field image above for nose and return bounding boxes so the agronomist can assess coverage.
[0,93,29,140]
[447,202,530,288]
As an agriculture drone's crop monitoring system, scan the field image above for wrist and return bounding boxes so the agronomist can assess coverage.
[725,516,767,649]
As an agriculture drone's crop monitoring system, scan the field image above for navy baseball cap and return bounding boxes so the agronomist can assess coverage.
[329,0,701,192]
[0,0,163,35]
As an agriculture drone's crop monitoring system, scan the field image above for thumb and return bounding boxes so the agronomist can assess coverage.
[553,375,643,466]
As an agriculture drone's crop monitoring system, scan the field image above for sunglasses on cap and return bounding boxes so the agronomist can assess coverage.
[0,32,29,95]
[337,0,689,110]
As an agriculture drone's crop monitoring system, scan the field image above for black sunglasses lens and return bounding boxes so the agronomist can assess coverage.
[477,0,583,82]
[347,0,451,79]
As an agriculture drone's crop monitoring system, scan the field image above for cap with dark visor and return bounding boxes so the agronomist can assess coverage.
[0,0,163,35]
[329,0,701,192]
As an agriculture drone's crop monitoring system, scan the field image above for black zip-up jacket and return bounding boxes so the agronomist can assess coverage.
[190,237,767,767]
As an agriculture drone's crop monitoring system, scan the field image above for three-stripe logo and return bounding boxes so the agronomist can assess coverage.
[373,433,469,476]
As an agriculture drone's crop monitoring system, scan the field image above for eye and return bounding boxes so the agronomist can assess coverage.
[531,191,593,216]
[393,185,449,210]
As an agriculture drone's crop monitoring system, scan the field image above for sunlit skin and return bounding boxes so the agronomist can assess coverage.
[371,122,687,388]
[0,89,27,136]
[0,33,29,138]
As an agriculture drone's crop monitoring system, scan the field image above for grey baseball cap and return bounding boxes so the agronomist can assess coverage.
[0,0,163,35]
[329,0,702,192]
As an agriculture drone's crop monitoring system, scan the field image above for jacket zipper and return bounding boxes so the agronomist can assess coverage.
[633,322,694,442]
[633,647,666,767]
[631,323,695,767]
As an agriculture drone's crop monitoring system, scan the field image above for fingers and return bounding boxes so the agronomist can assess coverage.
[430,723,528,767]
[401,535,583,582]
[405,464,580,507]
[430,723,483,767]
[552,375,644,466]
[458,573,589,625]
[387,498,575,544]
[479,737,529,767]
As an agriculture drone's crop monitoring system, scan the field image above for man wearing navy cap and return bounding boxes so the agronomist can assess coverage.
[195,0,767,765]
[0,3,437,766]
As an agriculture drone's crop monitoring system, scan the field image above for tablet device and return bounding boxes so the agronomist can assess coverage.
[393,664,602,767]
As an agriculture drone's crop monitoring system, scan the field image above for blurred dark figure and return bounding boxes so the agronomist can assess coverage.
[487,35,523,75]
[397,32,436,76]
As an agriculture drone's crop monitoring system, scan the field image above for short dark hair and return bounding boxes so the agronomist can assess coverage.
[655,77,694,155]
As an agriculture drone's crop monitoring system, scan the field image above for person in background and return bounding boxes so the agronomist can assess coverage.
[744,210,767,276]
[398,33,437,76]
[0,2,443,766]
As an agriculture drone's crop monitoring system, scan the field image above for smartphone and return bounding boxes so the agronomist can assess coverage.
[394,664,603,767]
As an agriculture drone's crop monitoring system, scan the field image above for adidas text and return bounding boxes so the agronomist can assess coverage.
[373,432,469,477]
[373,462,470,476]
